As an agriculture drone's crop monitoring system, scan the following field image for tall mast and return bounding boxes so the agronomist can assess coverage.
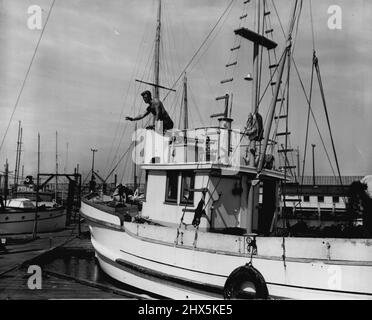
[17,127,23,187]
[182,73,188,130]
[55,131,58,201]
[257,0,300,172]
[14,121,21,188]
[4,160,9,203]
[251,0,261,115]
[154,0,161,99]
[64,142,69,173]
[33,133,40,239]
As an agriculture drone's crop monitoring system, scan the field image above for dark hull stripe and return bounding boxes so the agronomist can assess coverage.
[120,248,227,279]
[0,212,66,224]
[118,249,372,297]
[96,250,222,299]
[103,248,372,299]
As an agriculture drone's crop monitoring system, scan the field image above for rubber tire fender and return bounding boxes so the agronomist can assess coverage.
[223,264,269,299]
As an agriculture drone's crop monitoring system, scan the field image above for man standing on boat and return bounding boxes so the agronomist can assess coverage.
[125,90,174,134]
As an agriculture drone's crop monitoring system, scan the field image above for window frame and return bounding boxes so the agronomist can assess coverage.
[180,171,195,206]
[165,171,180,204]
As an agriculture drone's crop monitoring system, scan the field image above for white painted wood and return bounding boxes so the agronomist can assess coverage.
[0,208,66,235]
[82,202,372,300]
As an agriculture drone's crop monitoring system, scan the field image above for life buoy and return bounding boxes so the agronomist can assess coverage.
[223,264,269,299]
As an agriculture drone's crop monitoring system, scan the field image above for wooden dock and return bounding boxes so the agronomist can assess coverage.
[0,223,153,300]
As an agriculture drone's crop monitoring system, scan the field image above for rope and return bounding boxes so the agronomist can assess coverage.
[0,0,56,155]
[105,24,156,177]
[301,54,315,184]
[104,141,134,183]
[314,58,344,189]
[162,0,236,102]
[271,0,286,38]
[309,0,316,52]
[291,58,337,177]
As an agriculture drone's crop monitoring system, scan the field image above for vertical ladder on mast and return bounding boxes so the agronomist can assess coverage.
[261,0,296,181]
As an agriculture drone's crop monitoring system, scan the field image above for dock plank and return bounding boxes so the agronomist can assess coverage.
[0,268,131,299]
[0,224,83,275]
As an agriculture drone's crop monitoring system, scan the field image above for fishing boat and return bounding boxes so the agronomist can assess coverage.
[81,0,372,299]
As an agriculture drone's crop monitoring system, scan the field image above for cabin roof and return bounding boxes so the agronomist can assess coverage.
[141,162,287,181]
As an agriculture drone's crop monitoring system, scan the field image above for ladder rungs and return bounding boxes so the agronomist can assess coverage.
[188,188,208,193]
[275,115,287,119]
[230,45,241,51]
[271,81,282,86]
[216,94,229,101]
[211,113,225,118]
[264,11,271,16]
[220,78,234,84]
[276,98,285,102]
[240,14,248,19]
[278,149,294,153]
[269,64,279,69]
[265,29,274,34]
[279,166,296,169]
[226,61,237,67]
[276,132,291,136]
[283,198,302,202]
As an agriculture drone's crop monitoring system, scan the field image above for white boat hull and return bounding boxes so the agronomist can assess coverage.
[81,200,372,300]
[0,208,66,235]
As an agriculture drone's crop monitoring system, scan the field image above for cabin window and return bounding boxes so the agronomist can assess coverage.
[318,195,324,203]
[180,172,195,205]
[303,195,310,202]
[165,171,179,203]
[332,196,339,203]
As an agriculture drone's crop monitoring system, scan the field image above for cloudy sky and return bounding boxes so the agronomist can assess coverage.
[0,0,371,184]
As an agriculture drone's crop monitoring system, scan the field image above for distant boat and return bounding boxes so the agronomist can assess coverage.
[0,196,66,235]
[81,0,372,299]
[1,162,66,236]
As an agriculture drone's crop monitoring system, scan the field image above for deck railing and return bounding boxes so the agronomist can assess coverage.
[140,127,279,170]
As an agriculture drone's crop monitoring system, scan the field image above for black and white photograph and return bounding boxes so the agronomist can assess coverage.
[0,0,371,307]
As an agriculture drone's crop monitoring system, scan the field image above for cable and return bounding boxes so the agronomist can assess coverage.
[0,0,56,155]
[314,58,344,188]
[301,56,315,184]
[162,0,236,102]
[291,58,337,177]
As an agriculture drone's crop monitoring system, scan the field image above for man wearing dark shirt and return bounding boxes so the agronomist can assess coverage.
[125,90,174,133]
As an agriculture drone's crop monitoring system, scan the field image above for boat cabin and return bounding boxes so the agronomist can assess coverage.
[6,198,35,209]
[137,119,286,235]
